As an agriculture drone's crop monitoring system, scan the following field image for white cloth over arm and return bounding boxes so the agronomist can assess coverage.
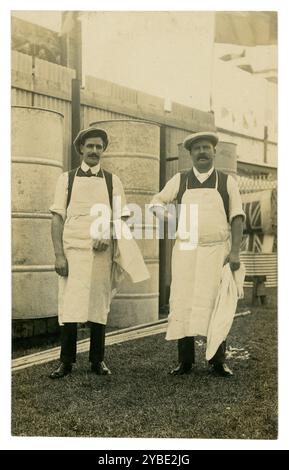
[111,221,150,296]
[112,174,131,218]
[206,262,246,360]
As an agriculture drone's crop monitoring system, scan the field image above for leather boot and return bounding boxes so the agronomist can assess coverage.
[49,362,72,379]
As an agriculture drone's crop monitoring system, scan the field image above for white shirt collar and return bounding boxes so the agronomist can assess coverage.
[193,165,214,182]
[81,161,101,175]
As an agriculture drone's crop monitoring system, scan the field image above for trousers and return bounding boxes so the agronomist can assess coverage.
[178,337,226,365]
[60,322,106,364]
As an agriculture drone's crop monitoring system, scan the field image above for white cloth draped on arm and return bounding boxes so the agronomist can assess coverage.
[111,220,150,297]
[206,262,246,361]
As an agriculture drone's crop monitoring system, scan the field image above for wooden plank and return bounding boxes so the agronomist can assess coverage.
[12,320,168,371]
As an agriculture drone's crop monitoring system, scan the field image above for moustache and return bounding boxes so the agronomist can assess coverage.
[88,153,99,158]
[197,154,209,160]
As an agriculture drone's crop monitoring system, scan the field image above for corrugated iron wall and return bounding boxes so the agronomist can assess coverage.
[12,51,218,174]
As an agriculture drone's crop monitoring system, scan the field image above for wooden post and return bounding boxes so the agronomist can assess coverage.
[159,125,167,314]
[71,15,82,169]
[71,78,81,169]
[61,12,82,169]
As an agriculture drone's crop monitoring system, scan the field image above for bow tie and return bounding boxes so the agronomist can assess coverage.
[85,168,96,177]
[76,168,103,178]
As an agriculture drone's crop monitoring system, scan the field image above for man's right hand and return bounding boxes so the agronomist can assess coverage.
[55,254,68,277]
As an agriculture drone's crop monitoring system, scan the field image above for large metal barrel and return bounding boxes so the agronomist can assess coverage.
[89,119,160,328]
[215,141,237,176]
[178,139,237,177]
[12,106,64,322]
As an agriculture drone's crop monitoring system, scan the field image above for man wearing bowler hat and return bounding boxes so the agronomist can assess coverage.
[150,131,245,377]
[49,127,130,378]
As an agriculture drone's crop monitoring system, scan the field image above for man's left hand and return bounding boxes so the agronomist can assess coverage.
[229,252,240,272]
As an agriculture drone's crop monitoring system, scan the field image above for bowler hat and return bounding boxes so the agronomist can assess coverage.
[73,127,109,154]
[183,131,219,151]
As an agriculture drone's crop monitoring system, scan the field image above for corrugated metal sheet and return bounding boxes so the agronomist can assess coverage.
[11,50,32,74]
[240,252,277,287]
[166,159,178,182]
[11,88,33,107]
[165,127,189,159]
[35,58,74,80]
[82,105,135,129]
[34,58,75,96]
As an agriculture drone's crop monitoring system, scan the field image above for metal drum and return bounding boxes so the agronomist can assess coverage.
[90,119,160,328]
[12,106,63,322]
[215,141,237,176]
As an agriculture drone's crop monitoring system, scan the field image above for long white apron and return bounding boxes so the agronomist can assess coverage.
[166,174,231,340]
[58,174,113,325]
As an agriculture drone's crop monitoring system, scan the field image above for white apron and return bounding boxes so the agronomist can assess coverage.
[58,174,113,325]
[166,173,231,340]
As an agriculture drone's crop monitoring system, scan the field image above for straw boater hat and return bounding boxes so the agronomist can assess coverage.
[183,131,219,151]
[73,127,109,154]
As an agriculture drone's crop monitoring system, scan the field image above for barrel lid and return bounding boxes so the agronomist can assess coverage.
[90,118,161,128]
[12,106,64,118]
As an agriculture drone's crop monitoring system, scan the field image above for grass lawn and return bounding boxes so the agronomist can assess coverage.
[12,303,277,440]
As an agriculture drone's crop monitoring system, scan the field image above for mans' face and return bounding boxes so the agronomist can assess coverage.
[80,137,105,167]
[190,138,216,172]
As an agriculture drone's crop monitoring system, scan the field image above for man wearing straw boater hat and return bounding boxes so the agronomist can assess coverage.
[150,131,245,377]
[48,127,137,379]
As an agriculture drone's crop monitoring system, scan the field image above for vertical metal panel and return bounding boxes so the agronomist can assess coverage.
[34,58,75,97]
[71,79,81,169]
[165,127,190,159]
[166,159,179,182]
[12,50,32,75]
[82,105,134,129]
[11,88,33,107]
